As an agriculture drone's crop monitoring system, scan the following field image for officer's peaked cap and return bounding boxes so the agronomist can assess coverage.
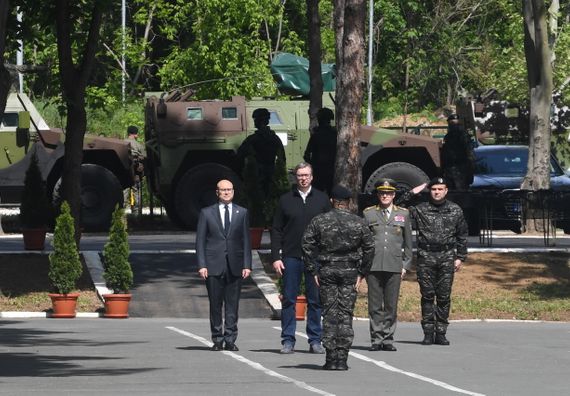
[252,108,270,120]
[428,177,447,188]
[374,178,397,192]
[331,184,352,200]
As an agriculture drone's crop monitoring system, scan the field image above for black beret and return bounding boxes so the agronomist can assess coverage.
[252,108,270,120]
[330,184,352,200]
[374,178,397,192]
[428,177,447,188]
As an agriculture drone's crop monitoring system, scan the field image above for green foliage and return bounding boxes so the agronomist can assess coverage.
[48,202,82,294]
[103,206,133,293]
[19,152,53,228]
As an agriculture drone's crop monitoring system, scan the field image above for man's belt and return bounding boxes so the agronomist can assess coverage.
[417,242,455,252]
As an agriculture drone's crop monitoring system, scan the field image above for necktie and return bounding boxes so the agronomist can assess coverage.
[383,209,389,222]
[224,204,230,234]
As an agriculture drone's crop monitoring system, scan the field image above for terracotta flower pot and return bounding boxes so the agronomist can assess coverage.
[295,295,307,321]
[49,293,79,318]
[23,228,47,250]
[103,293,132,318]
[249,227,264,249]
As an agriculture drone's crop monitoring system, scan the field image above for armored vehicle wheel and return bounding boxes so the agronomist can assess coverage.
[173,163,242,230]
[52,164,123,231]
[364,162,429,192]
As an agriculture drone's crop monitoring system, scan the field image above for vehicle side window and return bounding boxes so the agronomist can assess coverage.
[0,112,18,128]
[187,108,203,120]
[222,107,237,119]
[269,111,282,125]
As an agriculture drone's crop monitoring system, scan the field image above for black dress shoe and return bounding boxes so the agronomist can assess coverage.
[381,344,397,351]
[224,343,239,351]
[322,361,338,370]
[336,360,348,371]
[369,344,382,351]
[211,342,223,351]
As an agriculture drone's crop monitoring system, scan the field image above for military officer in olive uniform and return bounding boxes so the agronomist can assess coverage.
[363,178,412,352]
[302,185,375,370]
[401,177,468,346]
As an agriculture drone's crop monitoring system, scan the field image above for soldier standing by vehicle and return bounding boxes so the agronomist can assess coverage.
[237,108,286,197]
[302,185,375,370]
[363,178,412,352]
[403,177,468,345]
[126,126,145,216]
[441,114,475,191]
[303,108,337,195]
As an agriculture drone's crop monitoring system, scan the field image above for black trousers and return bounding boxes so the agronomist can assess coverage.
[206,270,242,344]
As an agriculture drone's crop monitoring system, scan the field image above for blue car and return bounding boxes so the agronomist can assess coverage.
[469,145,570,233]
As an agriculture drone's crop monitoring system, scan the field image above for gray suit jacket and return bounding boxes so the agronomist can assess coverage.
[196,202,252,277]
[363,205,412,273]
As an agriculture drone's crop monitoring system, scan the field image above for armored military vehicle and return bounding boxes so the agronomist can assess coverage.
[0,93,136,230]
[144,90,443,229]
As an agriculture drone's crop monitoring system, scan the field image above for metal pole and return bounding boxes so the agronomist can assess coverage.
[121,0,126,104]
[366,0,374,125]
[17,9,23,93]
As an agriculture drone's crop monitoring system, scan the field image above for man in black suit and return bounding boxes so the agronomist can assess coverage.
[197,179,252,351]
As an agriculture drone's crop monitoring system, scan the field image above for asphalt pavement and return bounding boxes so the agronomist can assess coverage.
[1,318,569,395]
[1,231,570,395]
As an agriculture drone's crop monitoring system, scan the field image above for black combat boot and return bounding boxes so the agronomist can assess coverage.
[336,349,348,371]
[322,350,337,370]
[434,333,450,345]
[421,332,434,345]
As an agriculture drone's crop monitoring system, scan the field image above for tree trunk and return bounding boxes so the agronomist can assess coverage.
[306,0,323,132]
[55,0,104,243]
[521,0,553,234]
[334,0,366,210]
[0,0,10,117]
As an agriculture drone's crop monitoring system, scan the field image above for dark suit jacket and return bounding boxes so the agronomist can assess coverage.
[196,202,252,277]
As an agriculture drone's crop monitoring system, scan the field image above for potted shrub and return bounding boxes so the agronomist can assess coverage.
[102,206,133,318]
[48,201,82,318]
[20,152,53,250]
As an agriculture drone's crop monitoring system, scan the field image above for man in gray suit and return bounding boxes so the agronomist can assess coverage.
[197,179,252,352]
[363,178,412,351]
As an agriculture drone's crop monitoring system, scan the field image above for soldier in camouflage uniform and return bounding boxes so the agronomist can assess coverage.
[441,114,475,191]
[402,177,468,346]
[302,185,375,370]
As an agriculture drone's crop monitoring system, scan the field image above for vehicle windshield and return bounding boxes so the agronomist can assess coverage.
[474,148,562,176]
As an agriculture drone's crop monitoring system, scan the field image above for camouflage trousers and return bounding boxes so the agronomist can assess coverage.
[318,262,358,361]
[416,250,456,334]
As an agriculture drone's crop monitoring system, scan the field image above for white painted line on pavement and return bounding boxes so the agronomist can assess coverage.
[349,351,485,396]
[274,327,485,396]
[166,326,334,396]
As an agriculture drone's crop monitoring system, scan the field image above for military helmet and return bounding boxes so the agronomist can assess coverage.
[317,107,334,122]
[252,108,270,121]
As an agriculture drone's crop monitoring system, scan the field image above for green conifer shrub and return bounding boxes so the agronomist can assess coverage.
[103,206,133,293]
[48,201,82,294]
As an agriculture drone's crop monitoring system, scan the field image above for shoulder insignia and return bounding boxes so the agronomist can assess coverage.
[363,205,376,212]
[393,205,408,212]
